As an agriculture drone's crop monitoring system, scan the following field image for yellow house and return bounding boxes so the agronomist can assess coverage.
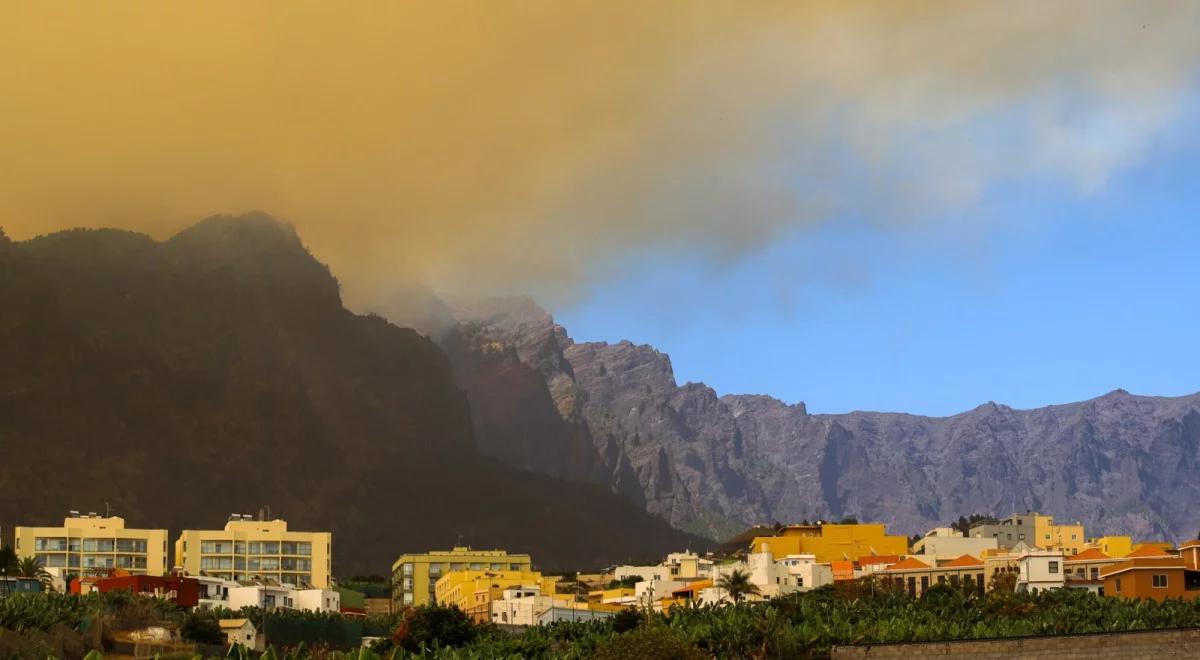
[1033,515,1085,555]
[174,516,331,588]
[392,547,532,608]
[1086,536,1134,558]
[433,569,559,623]
[14,515,168,576]
[751,523,908,563]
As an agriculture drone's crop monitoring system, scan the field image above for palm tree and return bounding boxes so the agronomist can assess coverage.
[716,569,761,604]
[15,556,53,589]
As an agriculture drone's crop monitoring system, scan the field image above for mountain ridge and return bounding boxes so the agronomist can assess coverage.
[425,298,1200,544]
[0,216,708,575]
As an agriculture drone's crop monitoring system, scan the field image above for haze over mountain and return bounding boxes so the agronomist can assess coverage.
[0,215,704,575]
[417,298,1200,544]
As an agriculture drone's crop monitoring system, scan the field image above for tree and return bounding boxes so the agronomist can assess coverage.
[0,545,18,574]
[181,611,224,644]
[391,604,477,652]
[716,569,761,604]
[15,556,52,589]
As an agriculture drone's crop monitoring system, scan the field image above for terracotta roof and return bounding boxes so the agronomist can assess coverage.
[884,557,931,571]
[941,554,983,568]
[1067,549,1111,561]
[671,580,712,595]
[1126,544,1177,558]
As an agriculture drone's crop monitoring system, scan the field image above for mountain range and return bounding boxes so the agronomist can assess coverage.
[4,214,1197,579]
[418,299,1200,544]
[0,215,703,576]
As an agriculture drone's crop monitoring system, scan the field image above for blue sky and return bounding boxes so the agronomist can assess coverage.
[557,112,1200,417]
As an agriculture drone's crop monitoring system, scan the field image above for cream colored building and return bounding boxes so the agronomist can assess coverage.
[174,516,331,588]
[14,514,168,576]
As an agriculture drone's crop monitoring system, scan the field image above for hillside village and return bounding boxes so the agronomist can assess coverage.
[4,509,1200,653]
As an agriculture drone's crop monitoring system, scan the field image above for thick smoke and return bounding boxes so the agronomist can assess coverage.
[2,2,1197,309]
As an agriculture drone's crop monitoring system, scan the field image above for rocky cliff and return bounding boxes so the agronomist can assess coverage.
[442,301,1200,543]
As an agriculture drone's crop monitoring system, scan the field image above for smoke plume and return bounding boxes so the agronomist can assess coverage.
[2,2,1197,309]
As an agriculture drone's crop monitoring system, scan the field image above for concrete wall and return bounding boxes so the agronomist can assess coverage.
[832,627,1200,659]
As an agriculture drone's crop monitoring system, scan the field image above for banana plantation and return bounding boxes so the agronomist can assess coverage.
[4,584,1200,659]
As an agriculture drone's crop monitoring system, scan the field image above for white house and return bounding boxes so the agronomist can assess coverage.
[1015,550,1066,593]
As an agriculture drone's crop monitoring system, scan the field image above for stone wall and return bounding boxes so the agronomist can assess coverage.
[831,627,1200,659]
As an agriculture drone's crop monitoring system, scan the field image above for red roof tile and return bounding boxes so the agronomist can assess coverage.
[941,554,983,568]
[1067,549,1111,561]
[885,557,931,571]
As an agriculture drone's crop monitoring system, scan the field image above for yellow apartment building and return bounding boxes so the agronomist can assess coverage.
[14,515,168,576]
[434,569,560,622]
[391,547,532,608]
[174,516,331,588]
[751,523,908,563]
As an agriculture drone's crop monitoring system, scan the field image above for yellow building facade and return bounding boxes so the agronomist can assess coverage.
[1086,536,1134,558]
[434,569,559,622]
[392,547,532,608]
[174,517,331,588]
[14,515,168,576]
[751,523,908,562]
[1033,514,1085,554]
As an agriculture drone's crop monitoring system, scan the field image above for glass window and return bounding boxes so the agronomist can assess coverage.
[235,558,246,570]
[262,542,280,554]
[1153,574,1168,588]
[1090,568,1099,580]
[248,542,262,554]
[116,539,147,553]
[200,540,235,554]
[35,538,68,551]
[234,542,246,554]
[491,563,505,570]
[38,553,67,567]
[1048,561,1059,574]
[403,563,414,575]
[469,563,483,570]
[297,543,312,556]
[68,554,80,568]
[281,542,298,555]
[68,539,81,552]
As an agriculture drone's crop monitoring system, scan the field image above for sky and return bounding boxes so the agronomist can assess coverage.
[3,2,1199,416]
[559,115,1200,415]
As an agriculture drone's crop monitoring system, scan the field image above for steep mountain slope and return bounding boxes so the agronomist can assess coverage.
[0,215,705,575]
[442,301,1200,543]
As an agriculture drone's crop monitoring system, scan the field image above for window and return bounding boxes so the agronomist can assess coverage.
[1018,534,1026,541]
[1048,561,1059,574]
[921,576,929,592]
[1153,574,1168,588]
[116,539,147,553]
[1071,534,1077,540]
[35,537,68,551]
[403,563,414,575]
[200,540,234,554]
[937,575,946,585]
[1006,534,1012,541]
[1115,578,1122,592]
[1090,568,1099,580]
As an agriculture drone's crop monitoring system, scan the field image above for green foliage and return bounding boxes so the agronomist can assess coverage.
[611,607,642,634]
[0,545,18,574]
[391,603,478,653]
[181,609,225,644]
[14,556,52,587]
[604,575,644,589]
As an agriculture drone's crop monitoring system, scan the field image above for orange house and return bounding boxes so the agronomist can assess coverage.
[1101,556,1200,602]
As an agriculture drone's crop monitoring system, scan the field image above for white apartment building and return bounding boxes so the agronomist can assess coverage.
[913,527,999,561]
